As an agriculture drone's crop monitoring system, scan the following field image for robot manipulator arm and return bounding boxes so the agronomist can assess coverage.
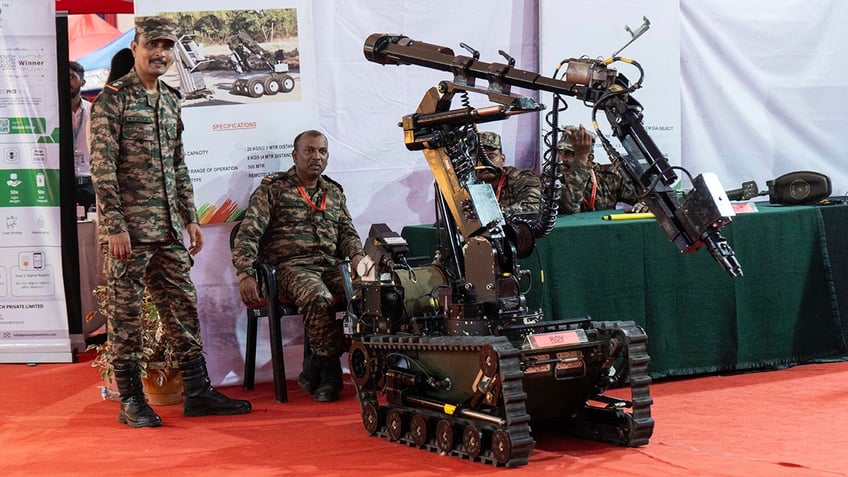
[600,98,742,277]
[364,33,742,277]
[675,173,741,276]
[572,90,744,279]
[363,223,416,281]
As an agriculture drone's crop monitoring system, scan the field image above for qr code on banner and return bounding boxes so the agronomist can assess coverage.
[0,55,14,69]
[0,119,9,134]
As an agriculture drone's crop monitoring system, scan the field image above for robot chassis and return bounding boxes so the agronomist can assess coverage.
[342,33,743,467]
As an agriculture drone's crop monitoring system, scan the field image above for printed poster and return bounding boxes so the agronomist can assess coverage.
[0,0,73,363]
[134,0,318,223]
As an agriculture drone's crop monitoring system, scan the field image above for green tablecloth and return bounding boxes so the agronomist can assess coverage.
[402,202,848,379]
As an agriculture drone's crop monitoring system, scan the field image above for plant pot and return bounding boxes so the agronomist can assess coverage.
[142,368,183,406]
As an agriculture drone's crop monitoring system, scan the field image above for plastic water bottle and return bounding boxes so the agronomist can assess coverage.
[100,385,120,401]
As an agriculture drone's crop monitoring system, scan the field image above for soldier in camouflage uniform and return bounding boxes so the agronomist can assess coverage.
[90,16,251,428]
[477,131,542,216]
[556,124,646,214]
[232,130,364,403]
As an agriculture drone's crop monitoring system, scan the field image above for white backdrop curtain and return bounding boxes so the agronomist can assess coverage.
[680,0,848,197]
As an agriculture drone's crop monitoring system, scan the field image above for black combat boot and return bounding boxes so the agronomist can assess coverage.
[297,353,321,394]
[181,356,252,417]
[113,360,163,428]
[313,355,343,403]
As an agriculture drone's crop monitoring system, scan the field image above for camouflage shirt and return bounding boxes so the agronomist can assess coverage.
[90,69,197,242]
[231,167,364,276]
[492,166,542,216]
[558,161,640,214]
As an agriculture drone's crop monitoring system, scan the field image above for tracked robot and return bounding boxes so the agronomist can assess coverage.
[342,31,743,467]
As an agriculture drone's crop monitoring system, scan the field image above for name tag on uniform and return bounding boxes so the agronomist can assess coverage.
[126,116,153,124]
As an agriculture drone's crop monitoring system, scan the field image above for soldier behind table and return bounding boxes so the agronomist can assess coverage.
[90,15,251,428]
[476,131,542,216]
[232,130,364,403]
[556,124,646,214]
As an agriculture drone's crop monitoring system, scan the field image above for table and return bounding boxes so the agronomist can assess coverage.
[401,202,848,379]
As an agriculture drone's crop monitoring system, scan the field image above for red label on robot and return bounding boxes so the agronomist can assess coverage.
[528,330,586,349]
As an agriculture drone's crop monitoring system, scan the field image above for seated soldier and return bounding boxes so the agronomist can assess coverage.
[231,129,364,403]
[556,124,645,214]
[477,131,542,216]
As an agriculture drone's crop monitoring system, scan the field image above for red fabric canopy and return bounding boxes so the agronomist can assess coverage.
[67,14,122,60]
[56,0,134,15]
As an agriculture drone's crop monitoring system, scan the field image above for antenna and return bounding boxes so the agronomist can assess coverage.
[611,16,651,58]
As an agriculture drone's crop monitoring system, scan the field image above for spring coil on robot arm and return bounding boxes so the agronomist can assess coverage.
[443,125,477,184]
[520,94,565,239]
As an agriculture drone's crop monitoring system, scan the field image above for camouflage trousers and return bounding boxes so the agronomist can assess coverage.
[277,264,347,358]
[106,240,203,364]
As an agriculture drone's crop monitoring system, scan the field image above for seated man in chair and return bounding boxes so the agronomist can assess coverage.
[232,129,364,402]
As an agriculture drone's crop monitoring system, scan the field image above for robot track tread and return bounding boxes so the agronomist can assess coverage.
[572,320,654,447]
[352,334,535,467]
[350,321,654,465]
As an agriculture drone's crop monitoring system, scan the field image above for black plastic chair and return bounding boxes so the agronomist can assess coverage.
[229,221,348,403]
[229,221,296,403]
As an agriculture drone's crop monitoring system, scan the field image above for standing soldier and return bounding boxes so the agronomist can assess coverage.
[232,129,364,403]
[476,131,542,216]
[90,16,251,428]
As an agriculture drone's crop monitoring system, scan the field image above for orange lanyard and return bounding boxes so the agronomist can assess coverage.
[582,169,598,210]
[297,186,327,212]
[495,172,507,202]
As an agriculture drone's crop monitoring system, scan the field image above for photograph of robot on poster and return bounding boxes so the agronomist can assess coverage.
[156,9,301,107]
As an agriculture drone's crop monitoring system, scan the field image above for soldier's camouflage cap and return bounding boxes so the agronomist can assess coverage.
[556,137,575,152]
[135,16,178,42]
[557,126,596,152]
[479,131,502,150]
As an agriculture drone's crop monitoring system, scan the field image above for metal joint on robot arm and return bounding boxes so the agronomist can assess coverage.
[561,58,619,104]
[703,233,742,277]
[619,165,742,278]
[600,94,678,188]
[485,61,514,96]
[673,173,742,277]
[401,95,541,152]
[450,55,478,88]
[439,80,545,115]
[364,223,416,278]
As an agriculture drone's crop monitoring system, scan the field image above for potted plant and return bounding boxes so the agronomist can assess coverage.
[86,285,184,405]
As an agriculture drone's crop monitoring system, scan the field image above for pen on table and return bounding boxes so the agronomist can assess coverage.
[602,212,656,221]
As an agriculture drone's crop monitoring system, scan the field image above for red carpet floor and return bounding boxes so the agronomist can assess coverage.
[1,352,847,476]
